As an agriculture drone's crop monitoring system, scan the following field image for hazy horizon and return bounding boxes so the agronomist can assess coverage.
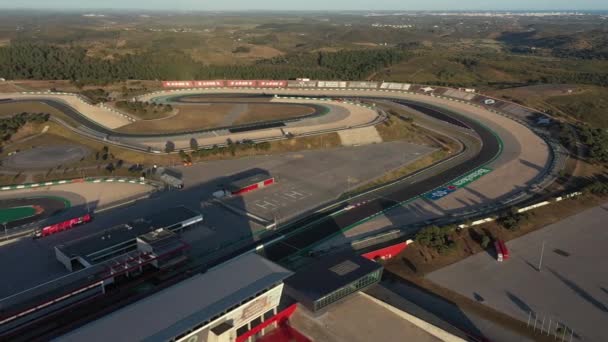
[0,0,607,11]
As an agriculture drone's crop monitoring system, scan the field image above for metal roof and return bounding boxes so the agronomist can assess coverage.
[56,253,293,342]
[226,169,272,191]
[55,207,200,260]
[284,252,383,301]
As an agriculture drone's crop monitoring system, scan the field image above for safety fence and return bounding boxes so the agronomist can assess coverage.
[0,176,158,192]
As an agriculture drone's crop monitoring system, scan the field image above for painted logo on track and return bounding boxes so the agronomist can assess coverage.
[425,167,492,201]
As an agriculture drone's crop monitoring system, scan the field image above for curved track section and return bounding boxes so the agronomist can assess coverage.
[261,99,501,261]
[0,197,68,229]
[0,95,377,151]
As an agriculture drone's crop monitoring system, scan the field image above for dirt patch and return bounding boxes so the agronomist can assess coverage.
[0,83,22,93]
[233,103,315,125]
[116,103,316,134]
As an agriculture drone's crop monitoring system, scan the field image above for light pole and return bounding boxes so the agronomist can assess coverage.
[538,240,546,272]
[3,222,7,240]
[81,170,90,213]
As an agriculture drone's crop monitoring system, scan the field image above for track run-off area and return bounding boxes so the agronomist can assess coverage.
[0,82,557,261]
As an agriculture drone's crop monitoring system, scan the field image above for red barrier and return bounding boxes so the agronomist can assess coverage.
[236,303,299,342]
[232,183,259,195]
[35,214,92,238]
[362,242,408,261]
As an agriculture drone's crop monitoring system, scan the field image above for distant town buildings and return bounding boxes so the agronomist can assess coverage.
[372,23,414,29]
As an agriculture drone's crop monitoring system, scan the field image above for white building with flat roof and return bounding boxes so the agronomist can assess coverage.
[56,253,293,342]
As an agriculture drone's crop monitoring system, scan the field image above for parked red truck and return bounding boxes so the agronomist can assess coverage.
[495,239,510,262]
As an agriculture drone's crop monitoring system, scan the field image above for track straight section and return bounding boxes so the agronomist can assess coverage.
[263,98,502,263]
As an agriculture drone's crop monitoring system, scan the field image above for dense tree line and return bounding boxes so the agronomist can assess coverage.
[0,112,50,141]
[79,88,109,104]
[415,225,456,254]
[0,42,407,84]
[579,126,608,163]
[115,100,172,116]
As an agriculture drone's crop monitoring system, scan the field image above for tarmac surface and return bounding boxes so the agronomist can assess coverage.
[215,141,436,222]
[0,142,430,299]
[427,202,608,342]
[2,145,90,170]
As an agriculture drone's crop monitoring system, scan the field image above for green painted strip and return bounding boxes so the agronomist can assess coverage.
[451,167,492,188]
[0,206,37,223]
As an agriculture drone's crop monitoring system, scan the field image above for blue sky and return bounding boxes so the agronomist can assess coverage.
[1,0,607,11]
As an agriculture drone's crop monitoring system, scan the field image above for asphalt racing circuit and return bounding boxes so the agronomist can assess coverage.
[0,82,559,260]
[0,80,561,338]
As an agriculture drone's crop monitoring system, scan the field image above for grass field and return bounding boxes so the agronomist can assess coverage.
[233,103,316,125]
[373,51,608,89]
[488,85,608,128]
[0,206,36,223]
[116,103,316,134]
[546,87,608,128]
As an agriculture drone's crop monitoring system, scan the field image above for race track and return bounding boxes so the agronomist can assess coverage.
[0,197,69,229]
[0,83,557,263]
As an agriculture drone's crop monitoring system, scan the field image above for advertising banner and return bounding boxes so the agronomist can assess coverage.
[162,81,193,88]
[227,80,256,87]
[287,80,318,88]
[425,185,458,201]
[348,81,379,89]
[425,167,492,201]
[258,80,287,88]
[193,80,225,87]
[450,167,492,188]
[317,81,347,88]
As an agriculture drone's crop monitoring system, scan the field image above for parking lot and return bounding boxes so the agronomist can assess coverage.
[217,141,436,222]
[427,202,608,342]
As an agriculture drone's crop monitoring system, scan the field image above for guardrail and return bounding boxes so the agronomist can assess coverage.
[0,176,159,192]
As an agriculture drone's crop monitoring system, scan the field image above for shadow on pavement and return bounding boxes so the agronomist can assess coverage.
[547,267,608,313]
[506,291,534,315]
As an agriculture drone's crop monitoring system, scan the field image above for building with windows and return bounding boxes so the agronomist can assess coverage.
[56,253,293,342]
[283,252,383,312]
[55,206,202,271]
